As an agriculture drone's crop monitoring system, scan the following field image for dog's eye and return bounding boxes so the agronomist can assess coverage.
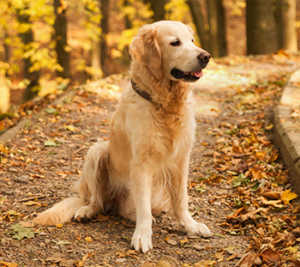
[192,39,194,43]
[170,40,181,46]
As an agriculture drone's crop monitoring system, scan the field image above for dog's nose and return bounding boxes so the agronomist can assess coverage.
[197,52,211,67]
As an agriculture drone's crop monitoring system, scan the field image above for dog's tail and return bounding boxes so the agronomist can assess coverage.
[33,141,111,226]
[33,197,84,225]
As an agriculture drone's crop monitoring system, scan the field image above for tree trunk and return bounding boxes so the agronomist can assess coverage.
[53,0,70,78]
[246,0,278,55]
[124,0,132,29]
[206,0,227,57]
[17,8,40,101]
[276,0,297,52]
[3,30,10,64]
[99,0,110,77]
[187,0,210,51]
[147,0,167,21]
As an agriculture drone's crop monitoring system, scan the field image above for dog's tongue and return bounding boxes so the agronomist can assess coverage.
[192,70,203,78]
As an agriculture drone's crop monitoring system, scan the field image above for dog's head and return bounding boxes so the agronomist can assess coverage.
[129,21,210,82]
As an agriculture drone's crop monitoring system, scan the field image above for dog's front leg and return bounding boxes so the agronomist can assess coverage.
[130,165,153,253]
[170,157,212,237]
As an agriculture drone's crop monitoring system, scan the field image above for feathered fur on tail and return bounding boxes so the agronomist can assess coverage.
[33,140,111,225]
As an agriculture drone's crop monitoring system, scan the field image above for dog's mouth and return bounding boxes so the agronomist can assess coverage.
[170,68,203,81]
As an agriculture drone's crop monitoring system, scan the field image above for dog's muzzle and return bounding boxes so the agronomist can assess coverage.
[171,52,210,82]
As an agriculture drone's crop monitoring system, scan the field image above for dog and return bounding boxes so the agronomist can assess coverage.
[33,20,212,253]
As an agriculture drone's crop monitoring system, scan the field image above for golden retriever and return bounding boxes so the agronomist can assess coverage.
[33,20,212,253]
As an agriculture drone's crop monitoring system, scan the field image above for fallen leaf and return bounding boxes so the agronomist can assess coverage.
[44,139,57,147]
[24,200,41,206]
[85,236,93,242]
[0,144,8,154]
[165,237,177,246]
[262,191,281,200]
[9,223,35,240]
[224,246,236,255]
[179,237,189,246]
[140,263,156,267]
[194,260,216,267]
[236,251,261,267]
[226,254,239,261]
[260,248,280,263]
[55,240,72,246]
[292,227,300,237]
[77,253,92,267]
[214,251,224,262]
[45,108,58,115]
[240,208,267,222]
[259,197,283,208]
[0,261,18,267]
[64,125,77,132]
[281,190,298,205]
[227,207,245,221]
[255,151,266,161]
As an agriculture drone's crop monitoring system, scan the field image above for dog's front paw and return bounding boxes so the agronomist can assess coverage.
[186,221,212,237]
[131,226,153,253]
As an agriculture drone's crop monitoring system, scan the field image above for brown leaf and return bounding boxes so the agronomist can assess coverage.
[236,251,261,267]
[260,248,280,263]
[240,208,268,222]
[227,207,245,221]
[262,191,281,200]
[292,227,300,237]
[259,197,283,208]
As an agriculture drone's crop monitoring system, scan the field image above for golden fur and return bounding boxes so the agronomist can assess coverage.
[33,21,212,253]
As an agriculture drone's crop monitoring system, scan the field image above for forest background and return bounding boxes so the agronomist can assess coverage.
[0,0,299,126]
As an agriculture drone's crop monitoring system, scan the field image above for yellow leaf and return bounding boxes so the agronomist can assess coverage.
[179,237,189,246]
[85,236,93,242]
[24,201,41,206]
[0,144,8,154]
[281,190,298,205]
[0,261,18,267]
[255,151,266,161]
[56,223,63,228]
[194,260,216,267]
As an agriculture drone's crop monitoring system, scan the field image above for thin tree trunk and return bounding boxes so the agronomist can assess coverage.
[17,8,40,101]
[53,0,70,78]
[246,0,278,55]
[99,0,110,77]
[187,0,210,50]
[147,0,167,21]
[276,0,297,52]
[124,0,132,29]
[4,30,10,64]
[206,0,227,57]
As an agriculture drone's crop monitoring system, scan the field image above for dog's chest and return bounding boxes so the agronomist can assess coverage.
[153,109,195,157]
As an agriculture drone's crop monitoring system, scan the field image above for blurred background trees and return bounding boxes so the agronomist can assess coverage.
[0,0,299,111]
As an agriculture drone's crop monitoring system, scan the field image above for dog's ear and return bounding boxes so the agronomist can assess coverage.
[129,24,162,80]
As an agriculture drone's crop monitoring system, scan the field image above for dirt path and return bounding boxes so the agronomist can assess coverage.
[1,56,300,267]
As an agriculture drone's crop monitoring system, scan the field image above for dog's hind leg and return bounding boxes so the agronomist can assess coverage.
[73,141,111,221]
